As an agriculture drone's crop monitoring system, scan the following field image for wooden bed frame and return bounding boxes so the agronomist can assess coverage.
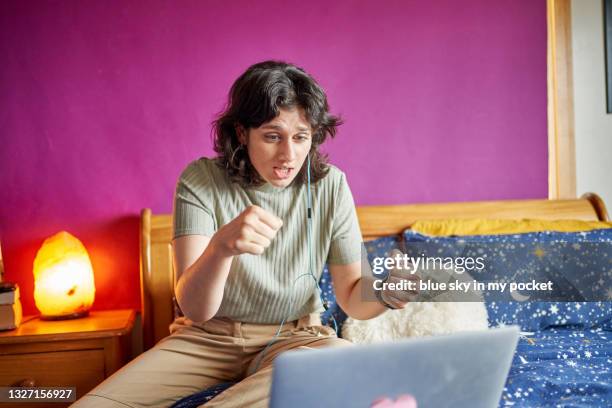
[139,193,609,351]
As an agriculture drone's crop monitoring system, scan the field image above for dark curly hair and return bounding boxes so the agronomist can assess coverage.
[213,60,342,186]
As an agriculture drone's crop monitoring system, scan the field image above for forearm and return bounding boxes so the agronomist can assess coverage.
[175,240,233,322]
[340,277,388,320]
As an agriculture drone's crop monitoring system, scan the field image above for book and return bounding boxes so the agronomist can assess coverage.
[0,301,22,330]
[0,283,19,305]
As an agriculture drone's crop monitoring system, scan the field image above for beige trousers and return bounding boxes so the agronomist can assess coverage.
[72,313,351,408]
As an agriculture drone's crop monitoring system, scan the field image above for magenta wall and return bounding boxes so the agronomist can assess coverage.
[0,0,547,315]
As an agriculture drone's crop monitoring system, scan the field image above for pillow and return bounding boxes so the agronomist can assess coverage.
[402,227,612,331]
[410,218,612,237]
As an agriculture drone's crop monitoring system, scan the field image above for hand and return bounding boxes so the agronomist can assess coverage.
[210,205,283,257]
[379,249,420,309]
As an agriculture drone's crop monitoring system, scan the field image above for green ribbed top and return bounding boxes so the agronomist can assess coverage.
[173,157,362,323]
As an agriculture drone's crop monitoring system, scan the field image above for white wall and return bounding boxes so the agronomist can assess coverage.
[571,0,612,213]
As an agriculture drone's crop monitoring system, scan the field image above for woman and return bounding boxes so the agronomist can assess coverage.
[75,60,410,408]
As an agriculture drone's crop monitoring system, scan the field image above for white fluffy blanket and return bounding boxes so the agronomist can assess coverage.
[342,301,489,344]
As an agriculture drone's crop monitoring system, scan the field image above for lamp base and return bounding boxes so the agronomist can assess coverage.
[40,310,89,321]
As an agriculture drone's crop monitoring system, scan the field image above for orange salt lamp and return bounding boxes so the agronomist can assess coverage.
[33,231,95,319]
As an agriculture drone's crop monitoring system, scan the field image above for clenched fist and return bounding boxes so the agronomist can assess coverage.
[210,205,283,257]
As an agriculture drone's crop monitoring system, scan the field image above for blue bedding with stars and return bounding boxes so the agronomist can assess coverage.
[402,228,612,407]
[500,326,612,407]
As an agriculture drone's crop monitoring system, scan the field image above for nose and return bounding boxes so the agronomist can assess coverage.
[278,138,296,162]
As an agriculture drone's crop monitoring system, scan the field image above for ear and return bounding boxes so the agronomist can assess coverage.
[235,125,247,145]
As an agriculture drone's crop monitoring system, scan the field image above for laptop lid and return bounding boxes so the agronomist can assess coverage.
[270,326,519,408]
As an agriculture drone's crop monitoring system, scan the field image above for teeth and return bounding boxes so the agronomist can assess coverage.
[275,167,291,176]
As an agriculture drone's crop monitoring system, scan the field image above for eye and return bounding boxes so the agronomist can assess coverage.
[264,134,281,142]
[294,134,310,142]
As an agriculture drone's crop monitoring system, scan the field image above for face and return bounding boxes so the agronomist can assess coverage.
[238,108,313,187]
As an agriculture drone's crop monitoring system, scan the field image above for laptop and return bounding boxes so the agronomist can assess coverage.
[270,326,519,408]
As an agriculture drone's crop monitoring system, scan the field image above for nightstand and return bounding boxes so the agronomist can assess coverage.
[0,309,135,407]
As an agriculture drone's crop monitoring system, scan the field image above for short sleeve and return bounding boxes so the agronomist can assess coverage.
[172,161,217,239]
[326,172,363,265]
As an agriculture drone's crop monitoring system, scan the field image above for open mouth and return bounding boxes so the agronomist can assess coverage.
[273,166,293,179]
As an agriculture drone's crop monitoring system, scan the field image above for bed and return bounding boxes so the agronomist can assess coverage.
[140,192,610,407]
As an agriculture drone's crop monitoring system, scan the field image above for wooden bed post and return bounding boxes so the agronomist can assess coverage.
[547,0,576,199]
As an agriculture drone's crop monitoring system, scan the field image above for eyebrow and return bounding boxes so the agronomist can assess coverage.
[260,124,311,132]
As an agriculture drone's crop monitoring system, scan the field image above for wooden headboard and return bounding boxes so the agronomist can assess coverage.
[139,193,609,350]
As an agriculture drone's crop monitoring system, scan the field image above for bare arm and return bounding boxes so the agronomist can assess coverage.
[173,235,233,322]
[330,255,417,320]
[329,261,388,320]
[173,205,283,322]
